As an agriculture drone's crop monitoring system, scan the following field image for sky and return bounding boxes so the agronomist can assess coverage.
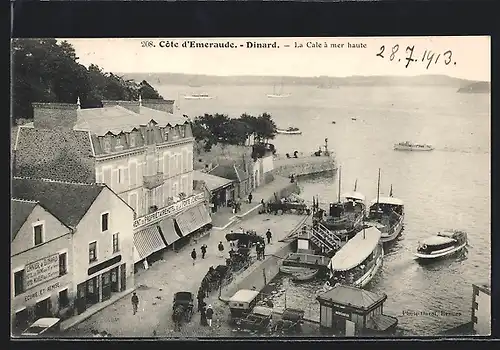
[62,36,490,81]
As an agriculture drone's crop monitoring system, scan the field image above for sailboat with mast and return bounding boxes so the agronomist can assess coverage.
[313,167,365,241]
[267,80,291,98]
[365,169,405,243]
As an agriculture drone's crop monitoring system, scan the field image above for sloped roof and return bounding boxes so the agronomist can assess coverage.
[13,126,96,183]
[11,199,37,241]
[193,170,234,192]
[74,105,187,136]
[209,162,249,182]
[317,284,386,310]
[11,177,105,228]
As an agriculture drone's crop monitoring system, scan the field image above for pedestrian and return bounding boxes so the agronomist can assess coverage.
[261,243,266,259]
[218,241,224,258]
[191,248,197,265]
[131,292,139,315]
[248,193,253,204]
[200,304,208,326]
[255,243,261,260]
[266,229,272,244]
[206,304,214,327]
[201,244,207,259]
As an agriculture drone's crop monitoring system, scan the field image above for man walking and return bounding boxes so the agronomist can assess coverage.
[191,248,197,265]
[218,241,225,258]
[201,244,207,259]
[131,292,139,315]
[266,229,272,244]
[206,304,214,327]
[248,193,253,204]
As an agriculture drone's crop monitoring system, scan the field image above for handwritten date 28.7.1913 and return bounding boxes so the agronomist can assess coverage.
[376,45,456,69]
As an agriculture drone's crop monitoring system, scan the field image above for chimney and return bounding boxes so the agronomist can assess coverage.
[32,103,78,130]
[142,99,175,114]
[102,100,141,113]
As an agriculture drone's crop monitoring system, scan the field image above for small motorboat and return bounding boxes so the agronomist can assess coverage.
[279,265,312,275]
[414,230,468,260]
[351,117,357,121]
[276,127,302,135]
[291,268,319,282]
[394,141,434,151]
[331,121,336,124]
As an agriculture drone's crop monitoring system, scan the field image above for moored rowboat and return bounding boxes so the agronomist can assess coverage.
[291,269,319,282]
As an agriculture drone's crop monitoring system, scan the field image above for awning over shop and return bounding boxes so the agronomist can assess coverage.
[133,226,167,263]
[174,203,212,237]
[158,218,182,245]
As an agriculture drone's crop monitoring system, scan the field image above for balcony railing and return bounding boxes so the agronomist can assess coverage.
[143,172,164,190]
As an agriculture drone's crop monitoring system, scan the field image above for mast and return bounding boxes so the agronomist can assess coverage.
[337,166,342,203]
[376,168,381,206]
[354,179,358,192]
[389,184,393,197]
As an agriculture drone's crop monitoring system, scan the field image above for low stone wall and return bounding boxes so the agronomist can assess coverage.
[220,241,296,300]
[272,156,336,178]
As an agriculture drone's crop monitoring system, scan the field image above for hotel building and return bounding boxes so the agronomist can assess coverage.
[13,99,211,268]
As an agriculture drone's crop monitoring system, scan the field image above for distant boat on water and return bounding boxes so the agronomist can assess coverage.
[276,127,301,135]
[394,141,433,151]
[267,81,290,98]
[183,93,214,100]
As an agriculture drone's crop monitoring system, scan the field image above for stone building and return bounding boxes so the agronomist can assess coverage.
[11,177,135,333]
[12,99,211,268]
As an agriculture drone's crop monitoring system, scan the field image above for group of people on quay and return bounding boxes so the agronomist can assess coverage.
[176,226,275,330]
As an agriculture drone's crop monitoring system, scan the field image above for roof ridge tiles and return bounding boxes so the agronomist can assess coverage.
[12,176,103,187]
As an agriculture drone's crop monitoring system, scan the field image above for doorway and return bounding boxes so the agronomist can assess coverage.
[35,297,52,319]
[332,315,347,335]
[76,282,87,314]
[101,271,111,301]
[86,277,99,307]
[111,267,119,293]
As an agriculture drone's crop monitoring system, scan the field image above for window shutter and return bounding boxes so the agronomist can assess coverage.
[163,153,169,177]
[129,162,137,186]
[103,168,112,186]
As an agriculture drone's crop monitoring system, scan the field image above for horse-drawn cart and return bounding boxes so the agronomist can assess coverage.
[172,292,194,327]
[267,202,310,215]
[237,306,274,332]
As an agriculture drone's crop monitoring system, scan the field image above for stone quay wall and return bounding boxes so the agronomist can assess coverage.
[272,155,336,178]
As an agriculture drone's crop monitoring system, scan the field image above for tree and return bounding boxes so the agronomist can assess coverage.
[11,39,164,123]
[139,80,163,99]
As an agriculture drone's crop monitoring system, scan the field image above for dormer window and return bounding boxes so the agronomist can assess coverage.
[179,126,186,138]
[103,138,111,153]
[116,137,122,149]
[164,128,169,141]
[129,134,136,147]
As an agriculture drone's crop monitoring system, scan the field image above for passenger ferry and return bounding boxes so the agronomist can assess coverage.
[394,141,434,151]
[183,93,214,100]
[365,170,405,243]
[313,173,365,241]
[414,230,468,260]
[323,226,383,290]
[276,127,302,135]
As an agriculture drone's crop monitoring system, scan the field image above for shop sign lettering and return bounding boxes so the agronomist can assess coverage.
[133,193,205,229]
[24,282,60,302]
[335,310,350,318]
[25,254,60,290]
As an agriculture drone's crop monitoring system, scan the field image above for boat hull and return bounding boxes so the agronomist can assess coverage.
[414,242,467,260]
[276,130,302,135]
[380,214,405,243]
[353,245,384,288]
[394,145,433,151]
[291,269,319,283]
[279,266,313,275]
[267,94,291,98]
[183,96,213,100]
